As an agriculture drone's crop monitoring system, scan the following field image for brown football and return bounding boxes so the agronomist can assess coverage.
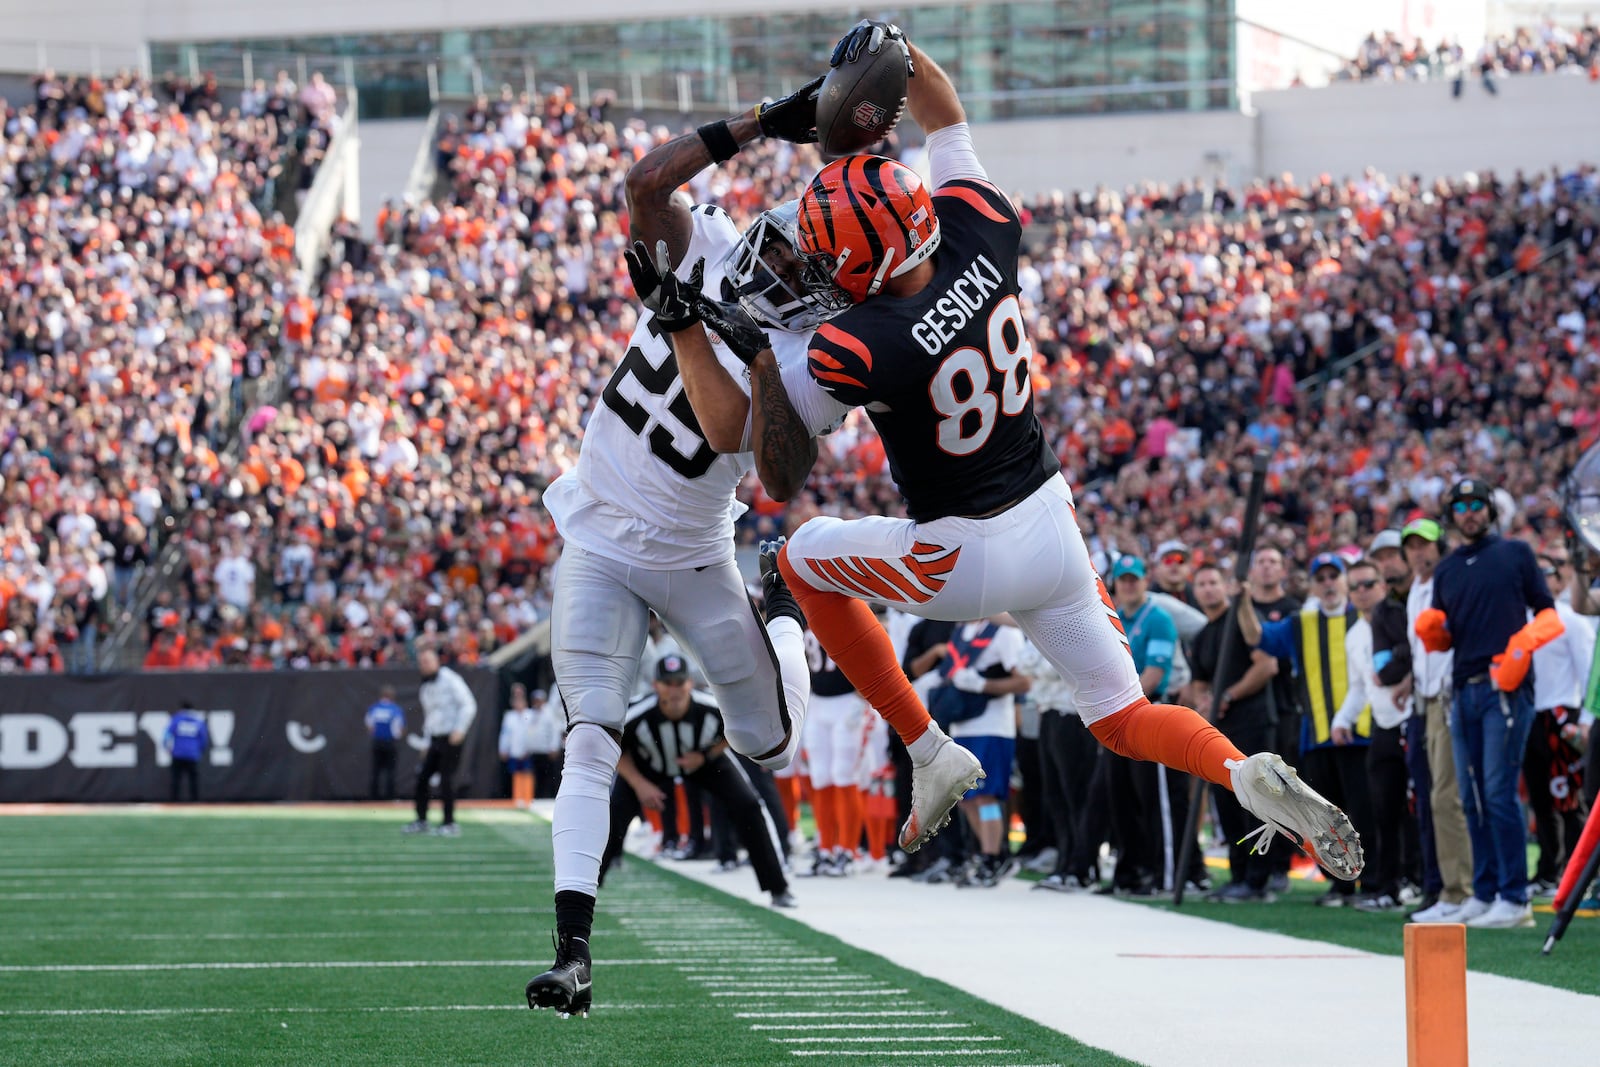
[815,40,908,156]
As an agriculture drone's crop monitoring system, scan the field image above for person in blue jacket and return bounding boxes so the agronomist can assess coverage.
[164,702,209,802]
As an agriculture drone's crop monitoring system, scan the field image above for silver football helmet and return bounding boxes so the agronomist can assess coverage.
[722,200,850,332]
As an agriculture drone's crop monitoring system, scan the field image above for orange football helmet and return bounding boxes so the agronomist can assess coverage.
[796,155,940,304]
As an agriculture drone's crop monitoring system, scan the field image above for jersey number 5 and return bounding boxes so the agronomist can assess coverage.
[601,319,718,479]
[928,295,1033,456]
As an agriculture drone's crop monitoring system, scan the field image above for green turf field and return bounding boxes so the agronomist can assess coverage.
[0,809,1131,1067]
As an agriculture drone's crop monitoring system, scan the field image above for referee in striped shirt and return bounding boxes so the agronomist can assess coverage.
[600,654,796,908]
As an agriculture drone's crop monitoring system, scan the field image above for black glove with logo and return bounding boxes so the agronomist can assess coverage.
[697,297,771,367]
[756,75,824,144]
[624,239,702,332]
[829,19,915,77]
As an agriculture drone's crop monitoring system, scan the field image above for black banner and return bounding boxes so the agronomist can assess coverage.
[0,668,502,803]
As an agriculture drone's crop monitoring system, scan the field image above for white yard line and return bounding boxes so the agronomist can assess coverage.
[0,1003,666,1017]
[0,959,679,973]
[671,860,1600,1067]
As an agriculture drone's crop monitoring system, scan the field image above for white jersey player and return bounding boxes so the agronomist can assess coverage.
[526,74,848,1018]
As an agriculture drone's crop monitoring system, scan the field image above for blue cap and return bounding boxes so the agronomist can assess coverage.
[1109,556,1146,580]
[1309,552,1346,576]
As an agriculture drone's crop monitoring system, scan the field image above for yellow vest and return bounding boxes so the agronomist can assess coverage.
[1296,604,1372,748]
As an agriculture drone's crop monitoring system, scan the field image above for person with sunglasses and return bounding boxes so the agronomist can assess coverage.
[1415,478,1566,929]
[1151,540,1198,608]
[1524,546,1596,897]
[1332,559,1413,911]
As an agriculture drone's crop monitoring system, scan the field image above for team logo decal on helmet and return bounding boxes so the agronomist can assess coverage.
[796,155,941,305]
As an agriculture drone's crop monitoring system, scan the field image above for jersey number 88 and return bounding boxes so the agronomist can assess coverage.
[928,295,1034,456]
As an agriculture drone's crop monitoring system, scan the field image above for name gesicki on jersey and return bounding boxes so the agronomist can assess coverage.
[910,254,1005,356]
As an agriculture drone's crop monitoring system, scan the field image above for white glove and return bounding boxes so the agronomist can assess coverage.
[949,667,987,694]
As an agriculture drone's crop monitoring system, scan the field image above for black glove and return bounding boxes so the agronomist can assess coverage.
[756,75,823,144]
[698,297,771,367]
[830,19,915,76]
[624,239,702,333]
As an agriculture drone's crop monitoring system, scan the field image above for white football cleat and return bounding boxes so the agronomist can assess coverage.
[1228,753,1364,882]
[898,737,983,853]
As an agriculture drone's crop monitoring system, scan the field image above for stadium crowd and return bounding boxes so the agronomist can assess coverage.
[5,68,1600,915]
[1344,21,1600,83]
[0,70,337,674]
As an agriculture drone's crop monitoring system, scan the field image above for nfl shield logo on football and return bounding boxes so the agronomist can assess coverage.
[852,101,886,129]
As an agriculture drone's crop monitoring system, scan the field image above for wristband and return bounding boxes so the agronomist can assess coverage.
[697,120,741,164]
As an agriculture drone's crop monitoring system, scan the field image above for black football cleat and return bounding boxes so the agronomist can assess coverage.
[525,933,592,1018]
[758,538,805,627]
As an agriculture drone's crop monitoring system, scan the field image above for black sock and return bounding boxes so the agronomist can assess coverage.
[554,890,595,951]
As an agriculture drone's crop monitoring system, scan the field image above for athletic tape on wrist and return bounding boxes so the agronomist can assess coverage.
[697,120,741,163]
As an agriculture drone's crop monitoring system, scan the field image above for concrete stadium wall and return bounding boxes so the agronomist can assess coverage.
[7,0,942,44]
[967,73,1599,192]
[967,109,1260,196]
[1253,73,1600,182]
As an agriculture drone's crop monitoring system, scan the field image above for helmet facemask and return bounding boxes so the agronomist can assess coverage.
[723,201,850,330]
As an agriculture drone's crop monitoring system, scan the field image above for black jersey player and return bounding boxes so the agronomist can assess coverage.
[764,21,1364,882]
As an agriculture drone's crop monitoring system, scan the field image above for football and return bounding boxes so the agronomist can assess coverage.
[815,39,909,156]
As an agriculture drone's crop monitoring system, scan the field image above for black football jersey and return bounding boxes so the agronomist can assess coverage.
[804,628,856,698]
[807,178,1059,521]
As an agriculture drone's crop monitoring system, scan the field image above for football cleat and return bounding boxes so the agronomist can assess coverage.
[770,890,799,909]
[1229,753,1364,881]
[758,538,805,627]
[433,822,461,837]
[898,738,983,853]
[401,819,429,834]
[525,933,593,1018]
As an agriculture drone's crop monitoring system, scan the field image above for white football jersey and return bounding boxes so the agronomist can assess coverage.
[545,204,849,569]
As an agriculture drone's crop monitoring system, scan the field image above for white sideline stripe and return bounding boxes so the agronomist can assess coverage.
[0,1004,667,1018]
[676,961,837,970]
[711,990,907,998]
[0,959,678,973]
[751,1024,971,1031]
[787,1050,1023,1058]
[776,1036,1003,1045]
[736,1012,951,1019]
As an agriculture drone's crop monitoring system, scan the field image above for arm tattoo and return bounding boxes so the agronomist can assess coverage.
[625,114,760,251]
[752,356,817,500]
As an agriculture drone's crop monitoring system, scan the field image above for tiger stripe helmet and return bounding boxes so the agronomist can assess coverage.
[796,155,940,305]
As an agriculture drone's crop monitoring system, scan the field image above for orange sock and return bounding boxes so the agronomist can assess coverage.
[644,807,663,835]
[513,770,533,804]
[811,785,839,854]
[864,804,889,860]
[775,775,801,834]
[836,784,865,856]
[778,545,932,745]
[1088,699,1246,788]
[675,782,691,841]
